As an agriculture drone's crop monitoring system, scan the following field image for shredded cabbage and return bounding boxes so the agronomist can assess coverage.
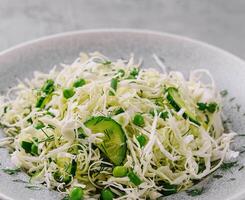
[0,52,238,199]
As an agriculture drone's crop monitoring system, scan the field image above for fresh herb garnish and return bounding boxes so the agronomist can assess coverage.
[186,187,204,196]
[238,166,244,171]
[220,161,238,171]
[213,174,223,179]
[12,179,28,183]
[2,168,21,175]
[220,90,228,97]
[229,97,236,102]
[25,184,42,190]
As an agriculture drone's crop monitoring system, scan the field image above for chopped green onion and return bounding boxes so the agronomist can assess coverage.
[63,88,75,99]
[109,78,118,96]
[117,69,125,77]
[160,111,169,120]
[34,121,45,130]
[130,68,139,77]
[35,96,46,108]
[69,187,84,200]
[42,79,55,94]
[207,102,218,113]
[113,166,127,177]
[100,188,114,200]
[127,170,142,186]
[136,135,147,148]
[197,102,207,111]
[73,79,86,88]
[133,114,144,127]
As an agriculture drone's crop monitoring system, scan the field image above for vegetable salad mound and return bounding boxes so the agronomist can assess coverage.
[0,52,237,199]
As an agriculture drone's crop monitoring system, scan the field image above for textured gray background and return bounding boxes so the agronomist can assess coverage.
[0,0,245,59]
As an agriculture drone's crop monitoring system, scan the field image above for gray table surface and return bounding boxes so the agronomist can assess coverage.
[0,0,245,59]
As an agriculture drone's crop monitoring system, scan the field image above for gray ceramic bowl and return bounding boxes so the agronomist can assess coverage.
[0,29,245,200]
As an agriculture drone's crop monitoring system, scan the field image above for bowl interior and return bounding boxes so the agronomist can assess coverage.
[0,30,245,200]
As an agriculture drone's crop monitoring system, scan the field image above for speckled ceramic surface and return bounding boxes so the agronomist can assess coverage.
[0,30,245,200]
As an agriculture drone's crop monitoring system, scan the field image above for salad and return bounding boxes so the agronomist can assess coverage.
[0,52,238,199]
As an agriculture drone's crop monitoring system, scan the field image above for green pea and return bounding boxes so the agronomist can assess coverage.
[100,188,114,200]
[63,88,75,99]
[112,166,127,177]
[69,187,84,200]
[136,135,147,148]
[133,114,144,127]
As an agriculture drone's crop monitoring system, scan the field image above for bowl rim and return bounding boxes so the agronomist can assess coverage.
[0,28,244,66]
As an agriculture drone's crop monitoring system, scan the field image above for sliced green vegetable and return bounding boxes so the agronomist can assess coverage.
[133,114,144,127]
[113,166,127,177]
[63,88,75,99]
[167,87,200,125]
[73,79,86,88]
[136,135,147,148]
[85,116,127,165]
[42,79,55,95]
[127,170,142,186]
[100,188,114,200]
[69,187,84,200]
[109,78,118,96]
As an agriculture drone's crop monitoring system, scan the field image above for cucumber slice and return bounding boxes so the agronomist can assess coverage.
[85,116,127,165]
[166,87,200,125]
